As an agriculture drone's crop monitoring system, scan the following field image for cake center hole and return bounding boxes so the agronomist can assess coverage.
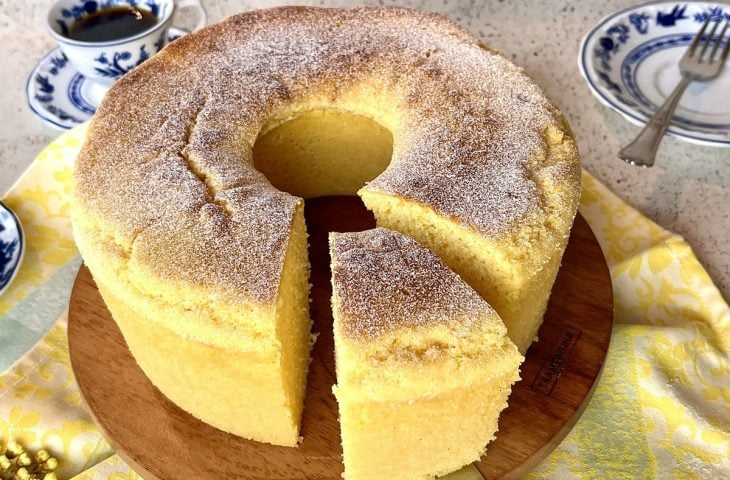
[253,109,394,199]
[253,109,393,382]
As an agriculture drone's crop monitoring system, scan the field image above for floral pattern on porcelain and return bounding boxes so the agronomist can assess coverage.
[0,203,24,296]
[579,2,730,147]
[26,28,186,130]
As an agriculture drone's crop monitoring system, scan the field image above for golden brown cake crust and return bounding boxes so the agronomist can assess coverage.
[331,228,494,340]
[74,6,579,304]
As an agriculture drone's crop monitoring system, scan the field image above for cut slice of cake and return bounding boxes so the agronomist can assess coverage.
[330,228,523,480]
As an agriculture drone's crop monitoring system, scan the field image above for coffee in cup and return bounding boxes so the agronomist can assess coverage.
[46,0,206,86]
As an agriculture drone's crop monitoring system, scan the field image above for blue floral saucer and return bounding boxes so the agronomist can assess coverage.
[0,202,24,297]
[26,28,185,131]
[579,2,730,147]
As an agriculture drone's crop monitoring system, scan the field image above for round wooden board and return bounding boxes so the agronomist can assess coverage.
[68,198,613,480]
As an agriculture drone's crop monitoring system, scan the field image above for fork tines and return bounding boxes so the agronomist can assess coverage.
[688,17,730,64]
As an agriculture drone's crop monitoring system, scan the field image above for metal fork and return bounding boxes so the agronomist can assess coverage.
[619,18,730,167]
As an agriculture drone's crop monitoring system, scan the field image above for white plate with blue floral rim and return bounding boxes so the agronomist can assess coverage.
[579,2,730,147]
[26,27,186,131]
[0,201,24,297]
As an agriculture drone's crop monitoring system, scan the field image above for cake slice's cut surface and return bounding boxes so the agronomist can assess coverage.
[330,228,523,480]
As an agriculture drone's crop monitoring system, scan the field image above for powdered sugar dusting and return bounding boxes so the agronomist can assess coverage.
[331,228,494,340]
[74,6,574,303]
[365,39,563,235]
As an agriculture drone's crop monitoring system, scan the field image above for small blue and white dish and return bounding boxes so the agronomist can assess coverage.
[26,27,185,131]
[579,2,730,147]
[0,202,25,298]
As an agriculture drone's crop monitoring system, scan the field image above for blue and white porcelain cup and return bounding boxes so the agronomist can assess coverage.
[47,0,206,86]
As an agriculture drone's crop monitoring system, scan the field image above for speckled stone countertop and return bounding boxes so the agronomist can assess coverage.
[1,0,728,298]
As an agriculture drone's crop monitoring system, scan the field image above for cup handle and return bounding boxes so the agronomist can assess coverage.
[173,0,207,32]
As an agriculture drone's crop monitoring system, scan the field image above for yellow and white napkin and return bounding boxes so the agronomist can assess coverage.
[0,126,727,479]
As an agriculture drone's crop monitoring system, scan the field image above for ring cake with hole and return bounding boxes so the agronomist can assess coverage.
[71,5,581,477]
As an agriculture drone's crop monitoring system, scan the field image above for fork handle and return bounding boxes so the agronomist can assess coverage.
[618,75,693,167]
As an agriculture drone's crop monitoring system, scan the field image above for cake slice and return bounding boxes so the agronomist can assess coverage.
[329,228,523,480]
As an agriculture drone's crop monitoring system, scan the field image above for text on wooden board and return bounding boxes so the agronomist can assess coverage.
[532,325,582,395]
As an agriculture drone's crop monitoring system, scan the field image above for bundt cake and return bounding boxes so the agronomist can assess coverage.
[72,5,580,449]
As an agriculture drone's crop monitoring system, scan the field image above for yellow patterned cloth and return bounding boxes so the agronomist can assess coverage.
[0,126,728,479]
